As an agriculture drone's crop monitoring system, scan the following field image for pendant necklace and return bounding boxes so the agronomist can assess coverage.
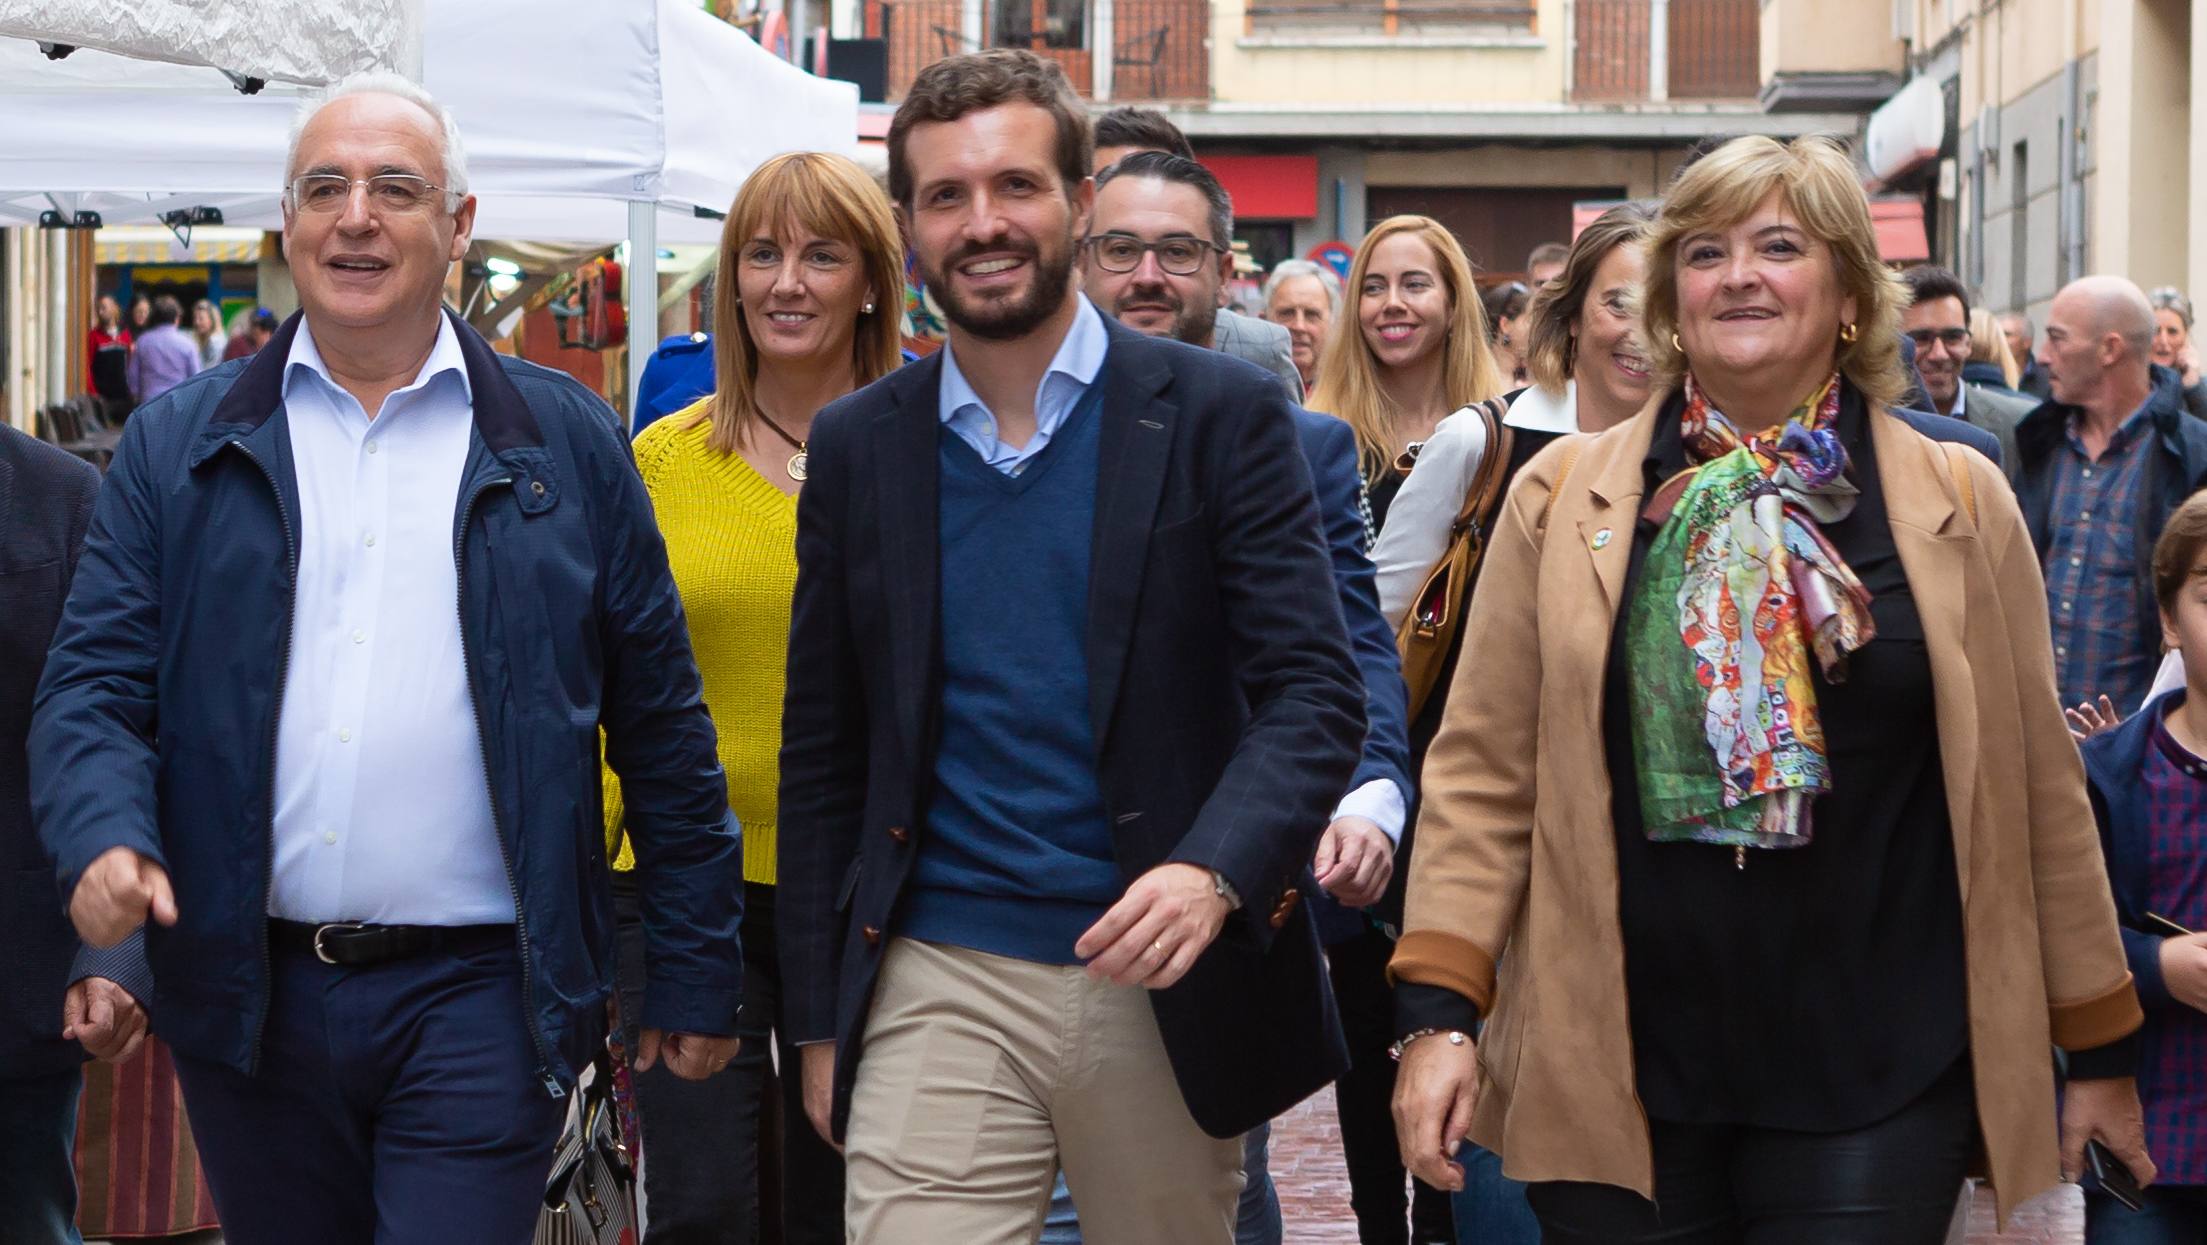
[756,411,808,482]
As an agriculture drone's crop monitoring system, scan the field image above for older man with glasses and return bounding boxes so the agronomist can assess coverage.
[31,73,745,1245]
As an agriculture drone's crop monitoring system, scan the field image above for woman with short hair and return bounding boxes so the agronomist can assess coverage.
[602,150,904,1245]
[1392,134,2151,1244]
[2149,286,2207,419]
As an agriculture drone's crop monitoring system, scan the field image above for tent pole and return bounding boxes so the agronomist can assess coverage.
[46,228,69,407]
[626,200,657,434]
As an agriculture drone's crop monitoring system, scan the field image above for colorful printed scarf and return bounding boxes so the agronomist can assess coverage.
[1625,373,1876,850]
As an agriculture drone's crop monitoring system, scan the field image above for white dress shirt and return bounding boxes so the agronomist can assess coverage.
[1372,381,1580,628]
[267,317,513,925]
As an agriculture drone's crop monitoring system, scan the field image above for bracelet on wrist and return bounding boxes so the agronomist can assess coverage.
[1388,1027,1469,1061]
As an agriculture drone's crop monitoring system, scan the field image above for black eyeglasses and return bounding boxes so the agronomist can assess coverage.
[1085,233,1228,276]
[1904,326,1972,351]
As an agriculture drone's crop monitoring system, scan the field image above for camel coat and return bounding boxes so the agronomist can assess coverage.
[1390,399,2144,1226]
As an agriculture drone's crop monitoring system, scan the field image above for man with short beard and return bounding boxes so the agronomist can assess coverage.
[779,48,1362,1244]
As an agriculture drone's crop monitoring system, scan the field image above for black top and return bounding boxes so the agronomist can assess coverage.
[1604,386,1970,1129]
[1397,388,1973,1131]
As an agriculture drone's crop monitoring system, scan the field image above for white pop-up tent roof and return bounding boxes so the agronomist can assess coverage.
[0,0,858,244]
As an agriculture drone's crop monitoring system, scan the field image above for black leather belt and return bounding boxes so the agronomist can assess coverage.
[268,919,513,967]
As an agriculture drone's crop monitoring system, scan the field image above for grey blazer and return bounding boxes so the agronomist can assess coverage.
[1961,382,2035,481]
[1213,309,1303,404]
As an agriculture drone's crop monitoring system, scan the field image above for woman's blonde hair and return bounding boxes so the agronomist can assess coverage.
[1522,200,1658,394]
[694,151,905,456]
[1968,306,2022,389]
[1309,215,1505,479]
[1642,135,1909,410]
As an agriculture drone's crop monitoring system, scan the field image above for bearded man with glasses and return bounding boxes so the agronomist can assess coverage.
[30,72,745,1245]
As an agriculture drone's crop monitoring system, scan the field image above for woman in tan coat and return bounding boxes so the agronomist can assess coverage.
[1389,134,2153,1242]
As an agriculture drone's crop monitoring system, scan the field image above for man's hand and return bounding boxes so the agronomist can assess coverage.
[636,1029,740,1082]
[1393,1031,1479,1194]
[2061,1076,2157,1188]
[2161,933,2207,1013]
[799,1042,840,1151]
[63,977,147,1064]
[68,847,176,949]
[1314,817,1394,909]
[1074,862,1230,990]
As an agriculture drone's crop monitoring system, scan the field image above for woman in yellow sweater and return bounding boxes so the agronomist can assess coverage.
[604,151,905,1245]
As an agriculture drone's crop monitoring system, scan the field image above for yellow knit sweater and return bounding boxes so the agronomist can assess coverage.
[603,400,796,884]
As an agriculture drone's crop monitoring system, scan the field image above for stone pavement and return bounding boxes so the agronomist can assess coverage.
[1268,1086,2086,1244]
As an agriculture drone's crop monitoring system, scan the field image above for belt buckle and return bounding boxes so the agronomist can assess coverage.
[312,922,368,965]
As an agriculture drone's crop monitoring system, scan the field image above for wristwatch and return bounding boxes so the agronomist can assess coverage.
[1211,870,1242,911]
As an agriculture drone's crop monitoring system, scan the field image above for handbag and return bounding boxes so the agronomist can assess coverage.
[1395,397,1514,724]
[535,1044,638,1245]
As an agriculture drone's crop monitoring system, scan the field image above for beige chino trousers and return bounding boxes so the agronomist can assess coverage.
[844,938,1244,1244]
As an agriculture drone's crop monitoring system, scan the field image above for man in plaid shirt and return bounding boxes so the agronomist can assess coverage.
[2082,492,2207,1237]
[2014,275,2207,716]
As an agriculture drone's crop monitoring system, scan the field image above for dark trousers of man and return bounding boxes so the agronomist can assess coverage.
[2086,1185,2207,1244]
[614,877,844,1245]
[1524,1059,1976,1244]
[172,931,565,1245]
[1326,927,1456,1244]
[0,1068,85,1245]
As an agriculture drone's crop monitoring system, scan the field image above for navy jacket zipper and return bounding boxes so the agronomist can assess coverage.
[455,470,565,1099]
[224,439,293,1075]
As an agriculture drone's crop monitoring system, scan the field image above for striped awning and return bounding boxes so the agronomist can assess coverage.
[95,226,267,265]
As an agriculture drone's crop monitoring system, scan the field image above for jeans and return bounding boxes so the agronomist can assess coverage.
[1039,1124,1278,1245]
[615,876,844,1245]
[1452,1143,1539,1244]
[2085,1184,2207,1243]
[0,1067,85,1245]
[1525,1059,1977,1245]
[173,933,565,1245]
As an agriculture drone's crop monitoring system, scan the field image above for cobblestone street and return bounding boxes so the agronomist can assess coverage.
[1268,1087,2087,1244]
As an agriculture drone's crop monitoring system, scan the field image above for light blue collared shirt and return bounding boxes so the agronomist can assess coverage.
[268,315,515,926]
[938,297,1110,475]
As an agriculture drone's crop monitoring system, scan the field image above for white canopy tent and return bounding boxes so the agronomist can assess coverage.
[0,0,859,407]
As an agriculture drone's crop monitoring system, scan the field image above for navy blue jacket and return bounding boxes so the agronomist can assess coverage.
[2082,690,2189,1009]
[31,312,743,1093]
[2,428,151,1078]
[1291,409,1412,943]
[2013,365,2207,661]
[779,317,1363,1140]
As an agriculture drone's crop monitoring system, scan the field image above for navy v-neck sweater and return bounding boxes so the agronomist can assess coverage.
[899,383,1122,965]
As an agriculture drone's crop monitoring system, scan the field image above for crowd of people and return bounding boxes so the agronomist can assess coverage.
[5,44,2207,1245]
[82,291,280,419]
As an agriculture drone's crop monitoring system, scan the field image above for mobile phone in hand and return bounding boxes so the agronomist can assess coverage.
[2085,1139,2145,1212]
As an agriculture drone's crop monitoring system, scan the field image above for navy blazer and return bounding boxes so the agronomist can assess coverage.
[778,315,1363,1140]
[2,428,150,1077]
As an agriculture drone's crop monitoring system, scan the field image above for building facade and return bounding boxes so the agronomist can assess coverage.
[836,0,1908,280]
[1877,0,2207,327]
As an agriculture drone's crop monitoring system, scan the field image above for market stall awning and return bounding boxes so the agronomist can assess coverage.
[1871,197,1930,264]
[95,225,268,264]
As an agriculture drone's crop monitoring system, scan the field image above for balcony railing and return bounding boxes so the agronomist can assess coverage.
[1573,0,1759,102]
[871,0,1210,102]
[1244,0,1535,37]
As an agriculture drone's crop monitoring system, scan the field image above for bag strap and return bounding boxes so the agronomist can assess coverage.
[1939,441,1979,526]
[1451,397,1515,537]
[1540,438,1586,530]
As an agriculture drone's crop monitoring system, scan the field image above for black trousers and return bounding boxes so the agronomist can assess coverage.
[1526,1059,1976,1245]
[615,877,845,1245]
[1327,925,1457,1245]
